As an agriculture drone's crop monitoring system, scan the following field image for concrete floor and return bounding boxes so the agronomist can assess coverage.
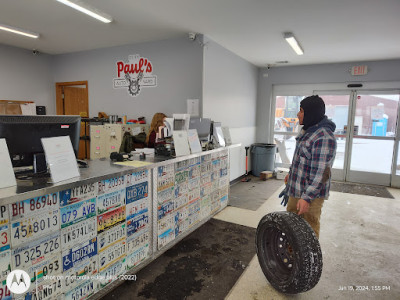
[214,180,400,300]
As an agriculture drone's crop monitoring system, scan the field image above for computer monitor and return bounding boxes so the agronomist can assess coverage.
[0,115,81,169]
[172,114,190,131]
[189,117,211,141]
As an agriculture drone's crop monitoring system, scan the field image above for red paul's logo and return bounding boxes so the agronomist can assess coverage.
[113,54,157,97]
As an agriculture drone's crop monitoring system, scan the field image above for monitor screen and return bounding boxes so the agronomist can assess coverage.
[189,117,211,141]
[0,115,81,168]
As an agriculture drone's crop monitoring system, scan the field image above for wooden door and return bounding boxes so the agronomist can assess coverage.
[56,81,89,159]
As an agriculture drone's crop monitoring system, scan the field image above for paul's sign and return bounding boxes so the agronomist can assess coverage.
[113,54,157,97]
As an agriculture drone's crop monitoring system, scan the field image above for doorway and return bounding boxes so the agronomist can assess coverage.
[315,90,400,186]
[55,81,89,159]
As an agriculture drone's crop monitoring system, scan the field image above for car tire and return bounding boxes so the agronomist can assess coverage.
[256,211,322,294]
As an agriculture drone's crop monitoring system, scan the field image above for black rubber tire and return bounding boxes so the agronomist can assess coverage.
[256,211,322,294]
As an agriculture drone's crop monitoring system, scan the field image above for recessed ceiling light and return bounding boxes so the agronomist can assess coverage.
[0,24,39,39]
[56,0,113,23]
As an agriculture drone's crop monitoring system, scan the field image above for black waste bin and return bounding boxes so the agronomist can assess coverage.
[250,143,276,177]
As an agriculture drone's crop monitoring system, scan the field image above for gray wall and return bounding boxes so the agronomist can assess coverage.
[0,44,54,112]
[257,59,400,142]
[52,37,203,122]
[203,36,258,179]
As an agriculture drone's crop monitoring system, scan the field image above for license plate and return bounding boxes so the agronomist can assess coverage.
[97,189,125,215]
[200,182,212,197]
[157,187,174,204]
[157,176,174,192]
[126,199,148,220]
[188,200,200,216]
[127,213,149,237]
[61,217,97,250]
[99,239,126,272]
[64,279,97,300]
[126,244,149,270]
[201,154,211,163]
[0,282,11,300]
[97,206,126,234]
[12,232,61,270]
[126,230,150,253]
[157,214,176,233]
[125,170,149,186]
[157,200,174,220]
[62,237,97,272]
[98,258,125,288]
[174,195,188,211]
[158,228,175,249]
[60,198,96,229]
[0,250,10,282]
[98,223,126,253]
[174,182,188,198]
[0,225,10,252]
[157,165,174,177]
[59,182,97,207]
[0,206,9,226]
[98,176,125,196]
[176,207,188,224]
[188,188,200,203]
[201,172,212,185]
[175,159,188,171]
[175,170,188,184]
[189,165,201,179]
[188,177,200,190]
[9,193,59,221]
[189,157,200,167]
[25,277,63,300]
[11,209,59,247]
[126,182,148,205]
[64,256,98,290]
[27,252,62,284]
[176,219,190,237]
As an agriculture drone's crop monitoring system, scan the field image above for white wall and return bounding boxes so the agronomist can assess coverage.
[257,59,400,142]
[202,37,258,180]
[0,44,55,113]
[52,37,203,122]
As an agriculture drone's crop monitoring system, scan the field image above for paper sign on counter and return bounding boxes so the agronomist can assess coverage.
[0,139,16,189]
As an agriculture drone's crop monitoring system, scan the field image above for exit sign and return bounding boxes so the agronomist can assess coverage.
[351,65,368,76]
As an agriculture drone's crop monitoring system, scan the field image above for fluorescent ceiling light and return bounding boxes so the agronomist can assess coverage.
[284,32,304,55]
[0,24,39,39]
[56,0,113,23]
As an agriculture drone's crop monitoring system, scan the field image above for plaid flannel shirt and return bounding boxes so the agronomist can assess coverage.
[287,117,337,203]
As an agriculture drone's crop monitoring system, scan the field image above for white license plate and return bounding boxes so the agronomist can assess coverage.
[188,177,200,190]
[188,188,200,203]
[174,182,188,198]
[60,198,96,229]
[11,209,59,247]
[174,195,188,211]
[64,255,98,290]
[59,182,97,207]
[64,279,97,300]
[0,281,11,300]
[9,193,59,221]
[0,224,10,252]
[157,187,174,204]
[157,200,174,220]
[98,176,126,196]
[157,165,174,177]
[0,206,9,226]
[176,219,190,237]
[98,223,126,253]
[126,199,148,220]
[0,250,10,282]
[25,277,63,300]
[189,165,201,179]
[175,159,188,171]
[97,189,125,215]
[126,230,150,253]
[176,207,188,224]
[157,176,174,192]
[12,232,61,270]
[127,213,149,237]
[27,252,62,285]
[98,258,126,288]
[99,239,126,272]
[158,228,175,249]
[189,157,201,167]
[125,169,149,186]
[62,237,97,272]
[61,217,97,250]
[126,244,149,270]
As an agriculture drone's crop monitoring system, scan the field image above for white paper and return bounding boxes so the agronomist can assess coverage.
[187,129,202,154]
[222,127,232,146]
[173,131,191,157]
[187,99,199,117]
[41,136,80,183]
[20,103,37,115]
[213,123,225,147]
[0,139,17,188]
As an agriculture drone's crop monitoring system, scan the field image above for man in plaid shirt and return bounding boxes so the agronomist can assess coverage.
[284,95,337,238]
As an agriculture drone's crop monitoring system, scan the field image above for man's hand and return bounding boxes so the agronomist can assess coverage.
[297,199,310,215]
[284,174,289,184]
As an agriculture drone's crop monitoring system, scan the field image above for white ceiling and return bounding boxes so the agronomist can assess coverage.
[1,0,399,67]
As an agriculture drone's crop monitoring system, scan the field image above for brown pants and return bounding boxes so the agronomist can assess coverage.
[286,197,324,239]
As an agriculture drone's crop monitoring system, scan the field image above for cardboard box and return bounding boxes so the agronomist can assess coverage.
[276,167,289,180]
[260,171,273,181]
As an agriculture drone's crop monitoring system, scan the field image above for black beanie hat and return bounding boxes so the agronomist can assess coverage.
[300,95,326,130]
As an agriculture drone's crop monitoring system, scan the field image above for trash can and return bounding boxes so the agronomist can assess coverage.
[250,143,276,177]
